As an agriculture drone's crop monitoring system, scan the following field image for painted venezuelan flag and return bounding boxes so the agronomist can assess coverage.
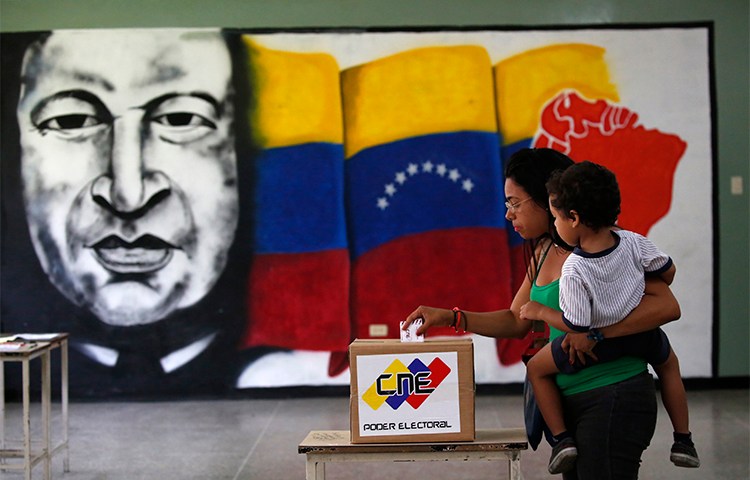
[343,45,514,342]
[241,40,351,352]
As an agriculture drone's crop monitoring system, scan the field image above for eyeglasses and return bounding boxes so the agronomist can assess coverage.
[504,197,533,213]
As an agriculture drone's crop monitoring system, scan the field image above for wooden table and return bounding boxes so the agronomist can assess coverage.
[0,333,70,480]
[299,428,528,480]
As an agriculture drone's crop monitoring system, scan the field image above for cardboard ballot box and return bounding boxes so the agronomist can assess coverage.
[349,338,475,443]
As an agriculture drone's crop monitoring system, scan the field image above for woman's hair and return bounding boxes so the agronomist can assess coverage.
[546,160,620,230]
[504,148,575,280]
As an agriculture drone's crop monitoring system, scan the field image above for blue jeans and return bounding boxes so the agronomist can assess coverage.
[561,371,657,480]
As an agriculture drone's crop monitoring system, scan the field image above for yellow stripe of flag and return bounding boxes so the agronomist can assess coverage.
[341,45,497,158]
[243,37,343,149]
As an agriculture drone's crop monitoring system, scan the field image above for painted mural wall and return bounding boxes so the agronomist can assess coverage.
[0,26,713,397]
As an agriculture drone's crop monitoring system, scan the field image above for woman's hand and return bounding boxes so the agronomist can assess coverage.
[562,332,598,365]
[403,306,453,336]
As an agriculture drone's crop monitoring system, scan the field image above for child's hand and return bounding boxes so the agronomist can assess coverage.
[520,301,544,321]
[562,332,598,365]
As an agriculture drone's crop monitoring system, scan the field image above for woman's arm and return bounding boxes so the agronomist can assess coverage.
[600,277,681,338]
[562,277,681,363]
[404,273,534,339]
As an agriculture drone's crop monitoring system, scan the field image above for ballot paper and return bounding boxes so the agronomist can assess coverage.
[399,318,424,342]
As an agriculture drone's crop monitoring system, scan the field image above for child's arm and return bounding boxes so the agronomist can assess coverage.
[659,263,676,285]
[639,231,676,285]
[520,301,578,333]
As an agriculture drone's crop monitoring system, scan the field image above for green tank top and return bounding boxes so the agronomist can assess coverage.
[529,245,647,396]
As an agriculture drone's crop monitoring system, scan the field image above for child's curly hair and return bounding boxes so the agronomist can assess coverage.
[546,160,621,230]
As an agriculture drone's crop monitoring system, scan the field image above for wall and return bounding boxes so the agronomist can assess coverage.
[1,0,747,379]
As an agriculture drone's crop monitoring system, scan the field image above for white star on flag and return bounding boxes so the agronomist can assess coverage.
[376,162,474,210]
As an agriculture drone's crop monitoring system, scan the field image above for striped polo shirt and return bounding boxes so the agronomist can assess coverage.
[560,229,673,332]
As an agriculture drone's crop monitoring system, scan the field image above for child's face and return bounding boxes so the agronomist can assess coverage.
[549,197,578,247]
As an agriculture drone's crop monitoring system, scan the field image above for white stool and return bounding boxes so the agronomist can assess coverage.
[1,333,70,480]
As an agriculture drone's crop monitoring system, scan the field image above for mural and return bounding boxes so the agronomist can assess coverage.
[0,26,713,398]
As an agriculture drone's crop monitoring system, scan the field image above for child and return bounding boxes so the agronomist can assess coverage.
[520,161,699,474]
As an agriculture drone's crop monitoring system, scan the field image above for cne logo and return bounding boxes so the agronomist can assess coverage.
[361,357,451,411]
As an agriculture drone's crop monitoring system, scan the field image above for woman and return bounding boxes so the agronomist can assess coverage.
[403,147,681,479]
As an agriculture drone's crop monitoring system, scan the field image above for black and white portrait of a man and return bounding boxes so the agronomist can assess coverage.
[2,29,256,396]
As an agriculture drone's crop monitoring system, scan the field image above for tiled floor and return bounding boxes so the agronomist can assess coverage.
[1,387,747,479]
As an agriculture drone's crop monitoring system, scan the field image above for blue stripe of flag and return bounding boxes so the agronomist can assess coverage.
[254,143,347,254]
[346,131,505,258]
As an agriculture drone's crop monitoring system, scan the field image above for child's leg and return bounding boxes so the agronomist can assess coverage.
[653,348,690,434]
[529,339,579,474]
[654,348,700,467]
[527,342,567,436]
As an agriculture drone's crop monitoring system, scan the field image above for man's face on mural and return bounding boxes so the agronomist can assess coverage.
[16,30,239,326]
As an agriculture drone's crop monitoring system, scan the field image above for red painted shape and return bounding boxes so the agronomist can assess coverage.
[535,91,686,235]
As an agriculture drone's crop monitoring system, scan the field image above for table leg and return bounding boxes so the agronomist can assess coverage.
[305,457,325,480]
[0,359,5,456]
[22,359,31,480]
[508,450,522,480]
[61,339,70,472]
[42,351,51,480]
